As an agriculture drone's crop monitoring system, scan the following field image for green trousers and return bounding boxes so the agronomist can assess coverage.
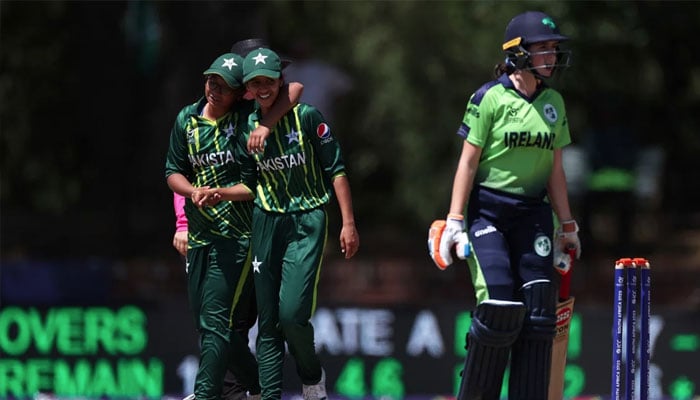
[251,207,327,400]
[187,236,260,400]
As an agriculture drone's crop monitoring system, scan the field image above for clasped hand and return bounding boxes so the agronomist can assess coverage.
[191,186,222,208]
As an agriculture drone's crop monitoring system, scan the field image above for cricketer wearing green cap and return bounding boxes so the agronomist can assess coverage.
[165,51,259,400]
[203,53,244,88]
[236,47,360,400]
[167,42,307,400]
[242,48,281,82]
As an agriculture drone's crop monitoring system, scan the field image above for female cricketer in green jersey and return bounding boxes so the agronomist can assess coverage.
[170,38,303,400]
[165,51,302,400]
[202,47,360,400]
[428,11,581,400]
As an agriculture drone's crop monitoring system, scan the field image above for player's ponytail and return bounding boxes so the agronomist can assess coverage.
[493,62,515,79]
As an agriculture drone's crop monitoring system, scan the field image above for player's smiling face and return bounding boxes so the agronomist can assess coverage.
[246,76,282,111]
[529,40,559,77]
[204,75,236,110]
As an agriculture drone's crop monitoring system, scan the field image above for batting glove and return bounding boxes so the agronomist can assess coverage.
[553,246,572,274]
[428,214,467,270]
[555,219,581,259]
[454,231,471,260]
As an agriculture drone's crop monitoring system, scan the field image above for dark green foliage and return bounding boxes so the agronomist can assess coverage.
[1,0,699,258]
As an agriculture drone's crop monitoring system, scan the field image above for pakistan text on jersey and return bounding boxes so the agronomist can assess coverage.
[257,152,307,172]
[188,150,236,168]
[504,131,556,149]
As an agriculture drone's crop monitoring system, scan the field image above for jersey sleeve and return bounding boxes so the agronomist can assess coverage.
[460,89,495,148]
[165,108,193,180]
[234,115,258,192]
[552,93,571,149]
[302,105,346,179]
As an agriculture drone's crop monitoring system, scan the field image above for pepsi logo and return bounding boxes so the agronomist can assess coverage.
[317,123,331,139]
[556,307,572,326]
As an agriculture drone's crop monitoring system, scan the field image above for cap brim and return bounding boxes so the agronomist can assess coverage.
[243,70,281,83]
[203,70,241,88]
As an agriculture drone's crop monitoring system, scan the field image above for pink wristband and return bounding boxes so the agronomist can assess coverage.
[174,192,188,231]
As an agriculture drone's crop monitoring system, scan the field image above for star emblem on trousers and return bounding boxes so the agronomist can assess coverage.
[252,256,262,273]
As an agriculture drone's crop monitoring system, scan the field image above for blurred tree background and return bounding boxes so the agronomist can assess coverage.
[2,0,699,306]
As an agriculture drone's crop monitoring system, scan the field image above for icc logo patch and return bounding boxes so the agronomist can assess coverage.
[186,127,196,144]
[317,123,331,139]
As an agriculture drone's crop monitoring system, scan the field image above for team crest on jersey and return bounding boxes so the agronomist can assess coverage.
[223,122,235,139]
[543,104,558,123]
[286,129,300,144]
[534,235,552,257]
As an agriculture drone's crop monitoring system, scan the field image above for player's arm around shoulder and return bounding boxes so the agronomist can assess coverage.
[248,83,304,153]
[331,173,359,259]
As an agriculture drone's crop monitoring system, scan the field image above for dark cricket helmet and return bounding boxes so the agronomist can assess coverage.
[230,38,292,69]
[503,11,569,50]
[501,11,571,73]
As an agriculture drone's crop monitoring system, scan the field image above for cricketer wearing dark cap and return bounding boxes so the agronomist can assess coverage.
[503,10,569,49]
[238,47,358,400]
[231,38,292,69]
[242,48,282,83]
[203,53,244,88]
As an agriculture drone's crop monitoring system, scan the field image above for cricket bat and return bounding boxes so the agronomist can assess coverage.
[548,247,577,400]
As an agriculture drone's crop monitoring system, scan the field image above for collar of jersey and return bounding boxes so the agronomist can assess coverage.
[499,73,549,102]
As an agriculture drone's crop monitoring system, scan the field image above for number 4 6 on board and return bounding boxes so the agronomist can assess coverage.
[334,357,404,399]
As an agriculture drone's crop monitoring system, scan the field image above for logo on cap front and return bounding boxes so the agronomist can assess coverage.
[222,57,237,70]
[253,52,268,65]
[541,17,557,30]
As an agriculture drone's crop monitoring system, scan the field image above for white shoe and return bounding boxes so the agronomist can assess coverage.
[182,395,195,400]
[302,369,327,400]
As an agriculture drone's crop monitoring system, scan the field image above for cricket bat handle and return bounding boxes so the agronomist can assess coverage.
[558,246,577,301]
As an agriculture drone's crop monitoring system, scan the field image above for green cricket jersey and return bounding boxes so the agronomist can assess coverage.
[240,103,346,213]
[458,74,571,198]
[165,98,255,247]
